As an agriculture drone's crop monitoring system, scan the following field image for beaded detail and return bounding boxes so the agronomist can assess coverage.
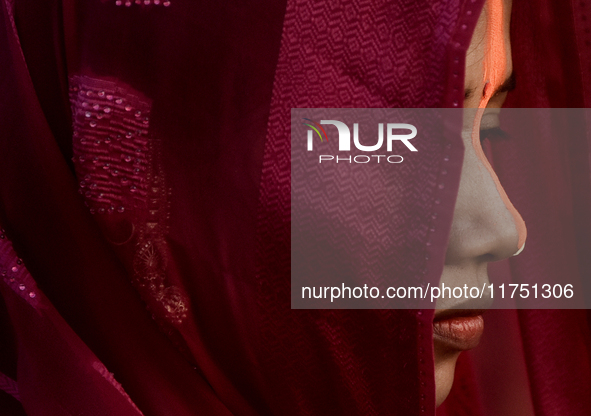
[69,77,151,215]
[69,75,189,326]
[0,229,40,309]
[113,0,171,7]
[93,361,144,415]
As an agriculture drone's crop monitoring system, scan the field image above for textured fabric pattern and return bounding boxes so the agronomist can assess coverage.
[255,0,463,414]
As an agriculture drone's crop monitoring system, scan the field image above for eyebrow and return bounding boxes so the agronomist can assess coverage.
[464,71,516,100]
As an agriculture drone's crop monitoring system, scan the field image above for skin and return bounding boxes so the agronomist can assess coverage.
[433,0,522,406]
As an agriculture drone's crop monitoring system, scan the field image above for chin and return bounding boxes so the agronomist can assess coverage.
[434,350,462,406]
[432,311,485,406]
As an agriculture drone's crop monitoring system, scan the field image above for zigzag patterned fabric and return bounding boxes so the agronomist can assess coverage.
[254,0,469,414]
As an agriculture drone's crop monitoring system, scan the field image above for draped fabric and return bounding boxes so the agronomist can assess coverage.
[0,0,590,415]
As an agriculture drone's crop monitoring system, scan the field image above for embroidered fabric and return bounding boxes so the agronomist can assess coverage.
[69,75,190,327]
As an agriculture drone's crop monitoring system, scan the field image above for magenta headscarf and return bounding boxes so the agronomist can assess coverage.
[0,0,590,415]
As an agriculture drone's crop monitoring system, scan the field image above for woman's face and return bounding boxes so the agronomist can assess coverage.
[433,0,523,406]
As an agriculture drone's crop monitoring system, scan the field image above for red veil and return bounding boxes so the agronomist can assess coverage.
[0,0,590,415]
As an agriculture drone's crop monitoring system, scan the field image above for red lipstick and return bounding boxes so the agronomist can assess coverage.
[433,312,484,351]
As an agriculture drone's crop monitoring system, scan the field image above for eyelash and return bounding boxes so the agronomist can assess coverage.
[479,127,509,142]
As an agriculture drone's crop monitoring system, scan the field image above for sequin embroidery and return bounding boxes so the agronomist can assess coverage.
[0,229,40,309]
[69,75,189,326]
[112,0,171,7]
[93,361,144,415]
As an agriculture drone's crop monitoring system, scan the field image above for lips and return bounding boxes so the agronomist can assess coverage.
[433,310,485,351]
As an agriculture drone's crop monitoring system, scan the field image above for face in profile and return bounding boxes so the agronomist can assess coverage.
[432,0,526,406]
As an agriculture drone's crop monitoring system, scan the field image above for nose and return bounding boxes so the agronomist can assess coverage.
[444,118,524,264]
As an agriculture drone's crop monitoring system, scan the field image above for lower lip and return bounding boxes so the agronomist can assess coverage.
[432,315,484,351]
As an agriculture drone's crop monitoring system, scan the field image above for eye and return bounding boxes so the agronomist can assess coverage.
[479,126,509,143]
